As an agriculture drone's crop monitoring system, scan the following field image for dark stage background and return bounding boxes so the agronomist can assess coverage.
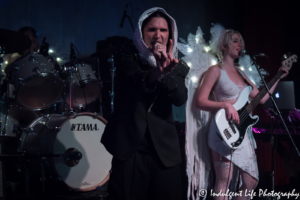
[1,0,300,198]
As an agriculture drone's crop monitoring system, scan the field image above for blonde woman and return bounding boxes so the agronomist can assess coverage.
[196,29,288,200]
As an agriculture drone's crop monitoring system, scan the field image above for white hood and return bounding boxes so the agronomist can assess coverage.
[133,7,178,67]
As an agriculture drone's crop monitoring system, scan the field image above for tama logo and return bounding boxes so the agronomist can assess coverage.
[81,182,90,186]
[71,124,99,131]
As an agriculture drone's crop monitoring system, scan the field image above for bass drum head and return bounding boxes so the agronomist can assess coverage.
[52,113,112,191]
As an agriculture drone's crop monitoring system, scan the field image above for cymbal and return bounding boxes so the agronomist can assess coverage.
[0,29,32,54]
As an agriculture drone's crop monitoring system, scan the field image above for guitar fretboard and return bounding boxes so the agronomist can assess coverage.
[245,70,284,114]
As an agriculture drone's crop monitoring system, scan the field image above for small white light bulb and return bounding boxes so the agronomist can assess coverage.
[211,59,217,65]
[191,76,198,83]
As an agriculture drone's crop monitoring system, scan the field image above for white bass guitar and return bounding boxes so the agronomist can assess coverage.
[214,55,297,149]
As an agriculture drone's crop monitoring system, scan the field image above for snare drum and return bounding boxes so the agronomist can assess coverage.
[62,61,101,109]
[9,53,64,110]
[18,113,112,191]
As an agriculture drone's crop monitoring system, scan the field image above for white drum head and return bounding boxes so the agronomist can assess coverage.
[52,114,112,191]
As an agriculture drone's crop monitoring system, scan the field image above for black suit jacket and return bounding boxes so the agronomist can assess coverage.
[101,45,189,167]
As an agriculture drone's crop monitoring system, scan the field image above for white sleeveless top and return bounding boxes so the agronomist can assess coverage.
[213,68,246,102]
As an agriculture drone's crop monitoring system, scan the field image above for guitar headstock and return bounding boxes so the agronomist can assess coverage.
[282,54,297,70]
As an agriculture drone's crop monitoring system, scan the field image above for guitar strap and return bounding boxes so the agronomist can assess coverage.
[236,67,253,87]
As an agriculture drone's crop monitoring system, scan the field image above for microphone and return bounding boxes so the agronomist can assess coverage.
[119,4,128,28]
[40,37,49,56]
[239,49,267,58]
[70,43,76,62]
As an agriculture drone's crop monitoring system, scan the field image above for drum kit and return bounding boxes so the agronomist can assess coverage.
[0,29,113,198]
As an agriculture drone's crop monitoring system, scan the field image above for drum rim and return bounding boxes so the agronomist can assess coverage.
[62,112,107,125]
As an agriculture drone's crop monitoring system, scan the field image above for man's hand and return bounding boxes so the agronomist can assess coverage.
[150,39,178,74]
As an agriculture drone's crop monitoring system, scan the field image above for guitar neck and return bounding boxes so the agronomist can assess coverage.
[246,70,283,113]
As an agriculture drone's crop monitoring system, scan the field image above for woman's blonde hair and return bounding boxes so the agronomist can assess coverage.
[216,29,245,61]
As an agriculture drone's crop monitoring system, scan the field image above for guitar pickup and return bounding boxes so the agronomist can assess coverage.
[229,122,236,134]
[223,129,232,140]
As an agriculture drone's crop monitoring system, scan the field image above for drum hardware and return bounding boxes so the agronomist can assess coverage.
[63,148,83,167]
[108,55,115,114]
[0,83,22,137]
[0,57,3,136]
[32,67,40,75]
[97,57,103,116]
[39,37,49,57]
[28,55,35,62]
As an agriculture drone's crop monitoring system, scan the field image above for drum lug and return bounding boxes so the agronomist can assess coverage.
[23,127,33,133]
[47,57,53,62]
[94,112,98,117]
[28,56,35,62]
[1,129,6,135]
[42,114,50,118]
[32,67,41,76]
[69,112,78,118]
[54,127,61,132]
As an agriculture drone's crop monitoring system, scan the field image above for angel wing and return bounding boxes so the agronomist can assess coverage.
[178,26,215,200]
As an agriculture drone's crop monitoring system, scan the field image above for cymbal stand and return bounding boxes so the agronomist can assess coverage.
[108,55,115,114]
[97,57,103,116]
[0,57,3,136]
[68,65,75,115]
[268,108,278,195]
[68,43,77,114]
[0,59,6,199]
[287,110,297,134]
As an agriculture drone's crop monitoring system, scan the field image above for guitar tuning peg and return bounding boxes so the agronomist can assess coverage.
[283,54,288,59]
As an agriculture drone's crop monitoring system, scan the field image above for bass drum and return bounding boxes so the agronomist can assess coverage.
[18,113,112,191]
